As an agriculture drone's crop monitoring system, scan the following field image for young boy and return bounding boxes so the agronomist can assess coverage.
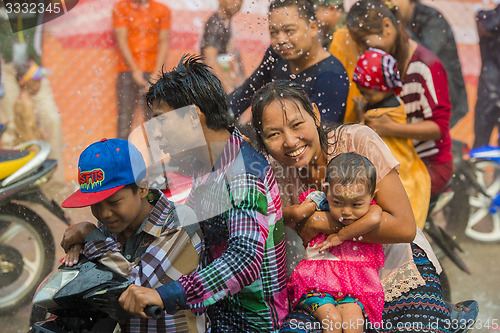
[60,138,204,332]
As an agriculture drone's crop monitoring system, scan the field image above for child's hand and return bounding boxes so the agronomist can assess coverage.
[353,96,368,123]
[316,234,343,253]
[296,198,317,221]
[63,244,83,267]
[61,222,97,253]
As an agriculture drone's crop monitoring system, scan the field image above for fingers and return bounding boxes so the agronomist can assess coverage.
[119,285,155,319]
[63,244,82,266]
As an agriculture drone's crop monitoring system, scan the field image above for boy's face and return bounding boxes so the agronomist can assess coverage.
[90,186,148,236]
[324,181,373,225]
[269,6,318,62]
[25,79,42,95]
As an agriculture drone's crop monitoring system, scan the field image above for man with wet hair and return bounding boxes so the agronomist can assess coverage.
[229,0,349,126]
[119,55,288,333]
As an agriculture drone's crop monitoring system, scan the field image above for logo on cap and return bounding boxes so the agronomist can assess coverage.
[79,168,105,190]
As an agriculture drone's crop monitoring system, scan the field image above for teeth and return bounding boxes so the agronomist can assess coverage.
[287,146,305,157]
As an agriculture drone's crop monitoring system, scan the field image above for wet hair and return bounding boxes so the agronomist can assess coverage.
[325,152,377,195]
[346,0,409,74]
[269,0,317,22]
[251,80,336,154]
[146,54,230,131]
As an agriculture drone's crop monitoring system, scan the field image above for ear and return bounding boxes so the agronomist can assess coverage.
[382,17,394,35]
[138,181,150,199]
[312,103,322,126]
[307,20,319,37]
[193,105,206,128]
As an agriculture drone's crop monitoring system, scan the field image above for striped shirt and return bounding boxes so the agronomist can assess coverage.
[400,44,452,164]
[178,128,288,332]
[83,190,205,333]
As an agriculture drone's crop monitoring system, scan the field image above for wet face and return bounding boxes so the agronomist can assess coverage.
[219,0,243,17]
[315,5,343,31]
[90,187,148,236]
[260,99,323,168]
[325,181,373,225]
[269,6,317,62]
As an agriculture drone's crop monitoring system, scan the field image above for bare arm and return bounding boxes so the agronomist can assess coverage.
[114,27,147,86]
[153,29,169,80]
[202,46,236,93]
[365,114,441,141]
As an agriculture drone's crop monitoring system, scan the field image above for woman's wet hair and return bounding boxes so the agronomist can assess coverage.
[251,80,335,154]
[146,54,229,131]
[325,152,377,195]
[269,0,317,22]
[346,0,409,74]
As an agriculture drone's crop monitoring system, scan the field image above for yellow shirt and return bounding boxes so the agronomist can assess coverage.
[329,29,363,123]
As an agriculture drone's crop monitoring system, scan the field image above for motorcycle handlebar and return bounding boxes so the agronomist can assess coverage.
[144,305,164,320]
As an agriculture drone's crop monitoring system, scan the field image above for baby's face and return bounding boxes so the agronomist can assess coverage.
[324,181,373,225]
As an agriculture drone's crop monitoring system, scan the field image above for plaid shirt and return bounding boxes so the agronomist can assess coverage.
[178,128,288,332]
[83,190,205,333]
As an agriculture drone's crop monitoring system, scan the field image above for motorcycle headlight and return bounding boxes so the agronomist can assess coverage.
[32,270,79,310]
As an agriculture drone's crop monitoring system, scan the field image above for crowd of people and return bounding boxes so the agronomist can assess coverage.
[1,0,490,332]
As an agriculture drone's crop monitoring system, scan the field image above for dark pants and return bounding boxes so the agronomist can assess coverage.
[473,66,500,148]
[116,71,151,139]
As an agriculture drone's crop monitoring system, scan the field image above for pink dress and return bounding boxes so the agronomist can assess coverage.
[288,233,385,324]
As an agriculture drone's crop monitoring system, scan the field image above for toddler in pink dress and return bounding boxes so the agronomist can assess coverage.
[288,152,385,332]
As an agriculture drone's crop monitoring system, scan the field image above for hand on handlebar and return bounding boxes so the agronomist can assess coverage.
[119,284,164,319]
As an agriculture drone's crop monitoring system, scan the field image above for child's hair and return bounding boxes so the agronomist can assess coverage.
[146,54,230,131]
[325,152,377,195]
[15,61,45,86]
[346,0,409,74]
[251,80,333,153]
[269,0,317,22]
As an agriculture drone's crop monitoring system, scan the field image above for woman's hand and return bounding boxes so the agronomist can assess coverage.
[297,211,343,244]
[364,114,397,137]
[60,222,97,253]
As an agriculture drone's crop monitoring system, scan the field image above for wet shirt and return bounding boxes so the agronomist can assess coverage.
[112,0,171,72]
[229,47,349,124]
[200,13,231,54]
[83,190,204,333]
[400,44,452,165]
[177,128,288,332]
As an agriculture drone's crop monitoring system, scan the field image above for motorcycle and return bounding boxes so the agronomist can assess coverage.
[444,140,500,242]
[30,257,163,333]
[0,137,70,315]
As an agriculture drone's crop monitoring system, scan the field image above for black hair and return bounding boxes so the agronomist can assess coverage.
[346,0,409,75]
[146,54,230,131]
[269,0,317,22]
[325,152,377,195]
[123,182,140,194]
[251,80,336,154]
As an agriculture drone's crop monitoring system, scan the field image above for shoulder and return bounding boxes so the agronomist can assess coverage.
[316,55,348,75]
[410,44,443,69]
[238,140,272,181]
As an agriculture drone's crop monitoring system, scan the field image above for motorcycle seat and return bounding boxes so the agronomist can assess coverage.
[0,149,35,180]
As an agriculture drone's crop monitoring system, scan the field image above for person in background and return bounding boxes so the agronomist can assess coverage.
[352,48,431,229]
[389,0,468,128]
[13,61,45,145]
[347,0,453,198]
[473,2,500,148]
[113,0,170,139]
[313,0,346,49]
[229,0,349,126]
[200,0,245,93]
[0,10,64,181]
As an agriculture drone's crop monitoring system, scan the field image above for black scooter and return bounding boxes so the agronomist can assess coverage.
[30,257,163,333]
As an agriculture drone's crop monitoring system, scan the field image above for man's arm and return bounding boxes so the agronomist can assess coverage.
[114,27,147,87]
[172,173,270,312]
[152,29,169,80]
